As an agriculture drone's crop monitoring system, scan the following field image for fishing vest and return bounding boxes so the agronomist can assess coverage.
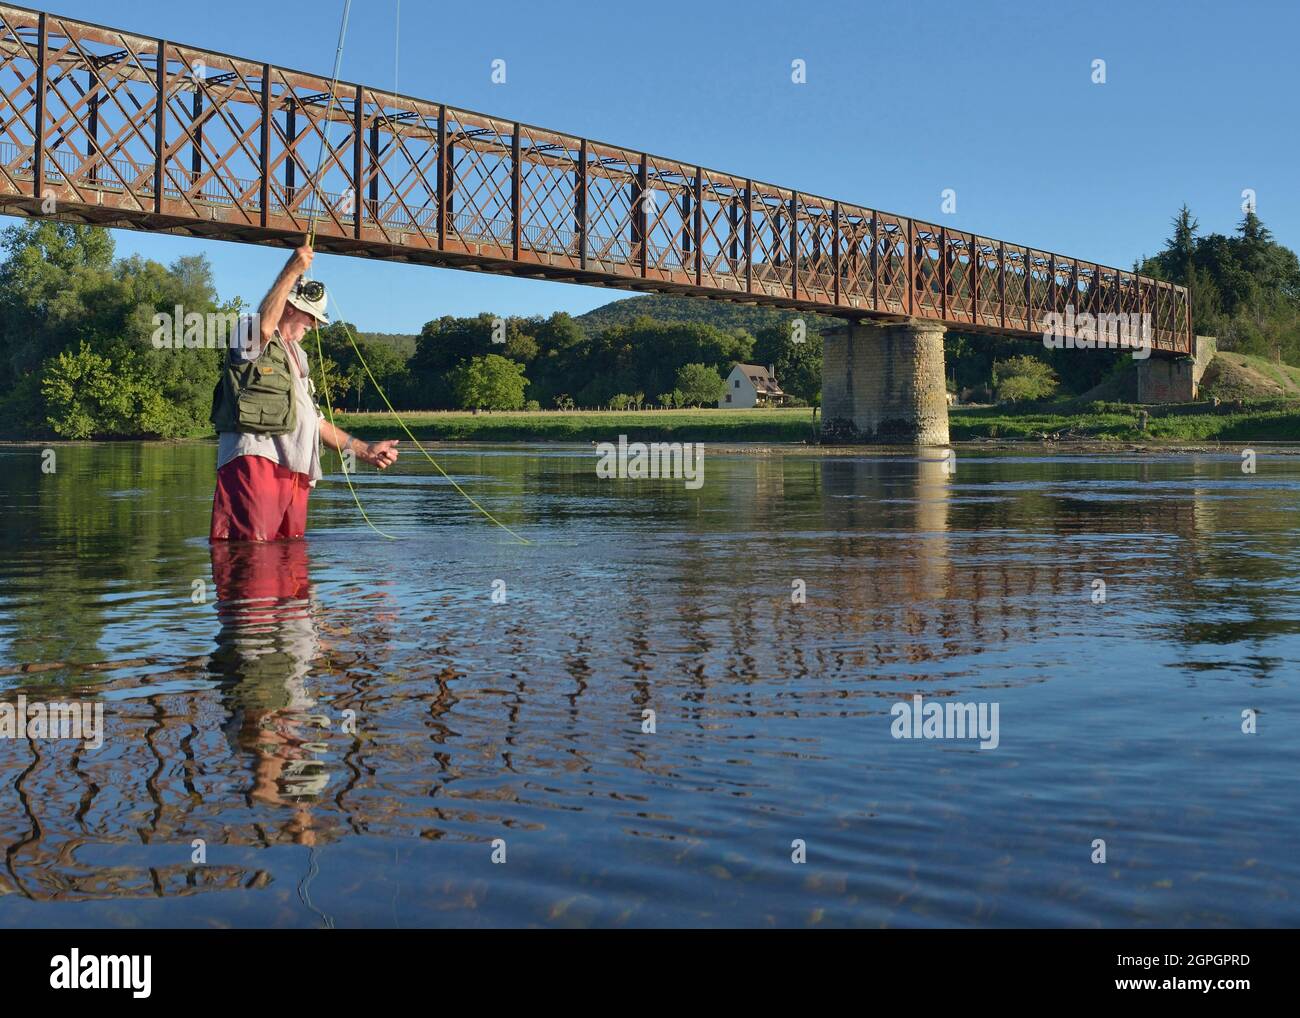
[210,330,298,435]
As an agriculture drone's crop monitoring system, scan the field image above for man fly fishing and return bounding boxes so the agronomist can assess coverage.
[210,243,399,541]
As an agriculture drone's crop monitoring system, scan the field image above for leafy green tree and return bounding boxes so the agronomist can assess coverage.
[504,329,539,364]
[560,317,751,407]
[0,222,232,437]
[41,342,176,438]
[41,343,128,438]
[407,313,494,406]
[1165,204,1198,279]
[449,353,529,410]
[993,355,1059,403]
[515,312,584,407]
[751,323,823,403]
[0,221,115,387]
[674,363,725,406]
[354,339,410,409]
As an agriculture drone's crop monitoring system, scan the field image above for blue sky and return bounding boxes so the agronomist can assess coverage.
[37,0,1300,332]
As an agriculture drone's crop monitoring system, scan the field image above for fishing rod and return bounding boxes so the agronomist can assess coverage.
[300,0,530,545]
[295,0,395,540]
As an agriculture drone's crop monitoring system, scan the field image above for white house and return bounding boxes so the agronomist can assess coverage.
[719,363,786,408]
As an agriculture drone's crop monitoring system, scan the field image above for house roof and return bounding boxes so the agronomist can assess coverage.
[732,363,784,394]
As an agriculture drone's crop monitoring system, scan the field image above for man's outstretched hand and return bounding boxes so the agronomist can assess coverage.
[361,439,399,469]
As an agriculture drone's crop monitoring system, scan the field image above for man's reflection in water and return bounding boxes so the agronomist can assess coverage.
[209,540,331,845]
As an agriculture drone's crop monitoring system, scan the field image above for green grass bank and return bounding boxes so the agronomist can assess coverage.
[337,406,822,444]
[335,398,1300,446]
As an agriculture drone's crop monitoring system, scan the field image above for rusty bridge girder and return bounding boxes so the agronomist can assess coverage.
[0,3,1192,354]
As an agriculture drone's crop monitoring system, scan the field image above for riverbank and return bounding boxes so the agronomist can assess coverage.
[336,406,821,444]
[950,399,1300,442]
[335,399,1300,445]
[8,399,1300,447]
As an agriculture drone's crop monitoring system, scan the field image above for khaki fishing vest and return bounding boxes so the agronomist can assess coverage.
[210,331,298,435]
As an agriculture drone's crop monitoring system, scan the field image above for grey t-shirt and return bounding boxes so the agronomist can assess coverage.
[217,319,324,485]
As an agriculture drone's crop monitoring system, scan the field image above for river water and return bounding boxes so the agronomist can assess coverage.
[0,442,1296,927]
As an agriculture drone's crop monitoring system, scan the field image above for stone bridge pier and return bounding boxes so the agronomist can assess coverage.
[820,320,949,445]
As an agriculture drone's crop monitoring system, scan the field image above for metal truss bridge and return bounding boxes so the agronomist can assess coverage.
[0,3,1191,353]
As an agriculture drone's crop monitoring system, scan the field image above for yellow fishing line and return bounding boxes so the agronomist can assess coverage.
[311,322,397,540]
[325,291,532,545]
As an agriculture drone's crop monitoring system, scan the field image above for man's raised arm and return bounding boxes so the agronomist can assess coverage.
[258,244,314,344]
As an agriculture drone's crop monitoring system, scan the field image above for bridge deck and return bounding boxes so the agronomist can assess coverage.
[0,3,1190,353]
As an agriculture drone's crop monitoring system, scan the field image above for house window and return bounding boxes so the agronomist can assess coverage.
[734,379,740,388]
[725,394,731,403]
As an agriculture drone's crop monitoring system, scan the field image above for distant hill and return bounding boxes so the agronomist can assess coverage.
[575,294,846,335]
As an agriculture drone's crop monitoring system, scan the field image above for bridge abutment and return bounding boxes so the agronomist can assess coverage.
[821,320,949,445]
[1135,335,1217,403]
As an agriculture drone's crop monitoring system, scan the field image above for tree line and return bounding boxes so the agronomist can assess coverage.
[0,221,824,437]
[295,309,823,415]
[1138,205,1300,364]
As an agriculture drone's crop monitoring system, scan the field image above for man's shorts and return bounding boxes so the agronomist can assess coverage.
[210,454,311,542]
